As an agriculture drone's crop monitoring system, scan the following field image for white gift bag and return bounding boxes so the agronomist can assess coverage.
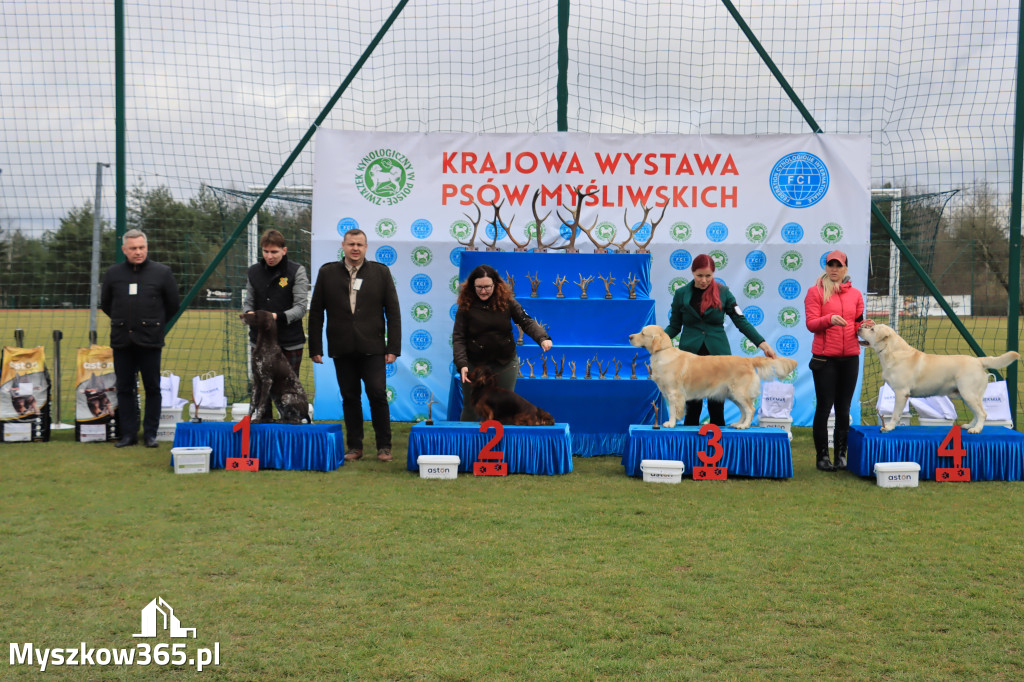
[192,373,227,408]
[909,395,958,420]
[758,381,794,418]
[983,380,1013,422]
[876,383,911,417]
[160,373,188,409]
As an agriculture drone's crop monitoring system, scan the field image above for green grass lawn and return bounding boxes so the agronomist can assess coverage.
[3,424,1024,680]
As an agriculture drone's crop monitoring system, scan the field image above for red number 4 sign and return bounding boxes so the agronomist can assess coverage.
[936,424,970,482]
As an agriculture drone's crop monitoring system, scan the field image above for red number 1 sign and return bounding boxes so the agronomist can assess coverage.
[936,424,970,482]
[227,415,260,471]
[474,420,507,476]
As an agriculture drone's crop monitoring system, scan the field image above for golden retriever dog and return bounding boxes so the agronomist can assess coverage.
[629,324,798,429]
[858,323,1019,433]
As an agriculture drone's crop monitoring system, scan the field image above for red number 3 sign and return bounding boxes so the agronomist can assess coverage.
[693,424,727,480]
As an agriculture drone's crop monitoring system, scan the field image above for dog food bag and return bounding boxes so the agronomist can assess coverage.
[74,345,119,443]
[0,345,52,442]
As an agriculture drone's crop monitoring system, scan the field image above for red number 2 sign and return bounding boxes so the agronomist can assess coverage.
[474,419,507,476]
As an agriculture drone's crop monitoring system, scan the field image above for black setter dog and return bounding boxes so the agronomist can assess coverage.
[468,367,555,426]
[240,311,309,424]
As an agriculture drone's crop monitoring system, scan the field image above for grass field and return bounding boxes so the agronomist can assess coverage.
[3,424,1024,680]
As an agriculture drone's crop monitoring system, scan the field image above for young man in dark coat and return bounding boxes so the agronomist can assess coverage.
[243,229,309,417]
[100,229,180,448]
[308,228,401,461]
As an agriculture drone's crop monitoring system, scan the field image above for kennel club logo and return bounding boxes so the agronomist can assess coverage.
[770,152,829,208]
[355,149,415,206]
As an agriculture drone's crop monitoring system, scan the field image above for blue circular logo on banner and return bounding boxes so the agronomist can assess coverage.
[632,221,652,242]
[449,246,465,267]
[743,306,764,326]
[449,303,459,321]
[819,251,832,270]
[781,222,805,243]
[375,245,397,266]
[385,362,397,378]
[410,385,431,405]
[410,330,432,350]
[770,152,830,208]
[486,221,508,242]
[337,217,359,236]
[410,274,432,295]
[745,250,767,271]
[669,249,692,271]
[778,278,802,300]
[776,334,800,356]
[706,222,728,242]
[559,224,573,240]
[410,218,432,239]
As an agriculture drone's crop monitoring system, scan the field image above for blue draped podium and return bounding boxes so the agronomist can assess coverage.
[848,425,1024,481]
[171,422,345,472]
[622,425,794,479]
[407,421,573,475]
[447,375,665,456]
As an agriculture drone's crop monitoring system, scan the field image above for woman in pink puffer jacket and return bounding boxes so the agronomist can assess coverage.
[804,250,874,472]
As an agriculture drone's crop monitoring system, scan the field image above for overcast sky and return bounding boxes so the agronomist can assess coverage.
[1,0,1018,234]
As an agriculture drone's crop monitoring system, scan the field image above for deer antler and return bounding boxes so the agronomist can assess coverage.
[491,200,529,251]
[531,189,557,252]
[612,208,646,253]
[456,202,482,250]
[551,186,599,252]
[631,203,667,252]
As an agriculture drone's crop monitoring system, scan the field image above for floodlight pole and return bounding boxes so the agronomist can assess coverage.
[89,162,111,339]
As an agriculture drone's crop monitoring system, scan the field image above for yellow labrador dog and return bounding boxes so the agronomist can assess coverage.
[858,323,1019,433]
[629,324,798,429]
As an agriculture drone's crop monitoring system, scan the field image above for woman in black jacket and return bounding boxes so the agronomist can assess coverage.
[452,264,552,421]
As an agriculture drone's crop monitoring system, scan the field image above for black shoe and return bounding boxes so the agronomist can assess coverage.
[115,436,138,448]
[816,456,836,471]
[144,436,159,448]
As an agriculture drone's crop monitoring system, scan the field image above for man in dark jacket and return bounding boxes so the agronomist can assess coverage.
[243,229,309,416]
[309,228,401,461]
[101,229,180,448]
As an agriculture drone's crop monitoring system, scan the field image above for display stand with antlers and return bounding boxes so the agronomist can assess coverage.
[527,272,541,297]
[625,274,640,300]
[554,275,568,298]
[574,274,594,299]
[598,273,616,299]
